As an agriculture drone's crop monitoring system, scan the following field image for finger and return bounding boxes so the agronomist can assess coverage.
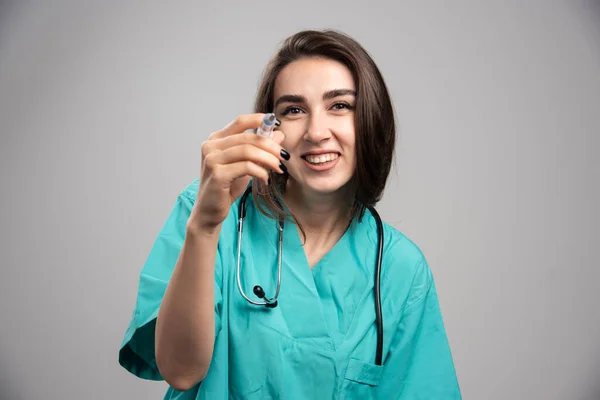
[211,114,266,140]
[210,132,288,161]
[214,144,286,174]
[214,160,270,186]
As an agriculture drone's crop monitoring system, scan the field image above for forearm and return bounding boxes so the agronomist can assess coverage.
[155,221,221,391]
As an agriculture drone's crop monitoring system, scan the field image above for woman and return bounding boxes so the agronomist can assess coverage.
[119,29,462,399]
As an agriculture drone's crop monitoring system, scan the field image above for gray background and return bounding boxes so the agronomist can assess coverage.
[1,1,599,399]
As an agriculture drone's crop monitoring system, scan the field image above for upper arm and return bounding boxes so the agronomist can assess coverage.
[380,257,462,399]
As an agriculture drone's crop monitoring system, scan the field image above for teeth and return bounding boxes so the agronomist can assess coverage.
[305,153,339,164]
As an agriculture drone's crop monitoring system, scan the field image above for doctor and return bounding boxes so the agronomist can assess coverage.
[119,29,462,399]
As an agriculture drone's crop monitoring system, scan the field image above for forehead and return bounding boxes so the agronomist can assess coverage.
[273,57,355,97]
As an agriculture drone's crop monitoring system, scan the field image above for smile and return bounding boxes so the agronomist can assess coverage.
[302,153,339,165]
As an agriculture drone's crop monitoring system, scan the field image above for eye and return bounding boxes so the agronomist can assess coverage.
[330,102,354,111]
[280,106,304,116]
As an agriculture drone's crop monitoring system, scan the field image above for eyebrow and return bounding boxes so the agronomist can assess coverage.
[274,89,356,108]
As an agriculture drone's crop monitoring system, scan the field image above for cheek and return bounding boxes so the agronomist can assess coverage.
[280,135,294,152]
[338,125,356,149]
[278,123,305,149]
[333,116,355,138]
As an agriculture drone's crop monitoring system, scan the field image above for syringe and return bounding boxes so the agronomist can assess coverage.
[256,113,279,139]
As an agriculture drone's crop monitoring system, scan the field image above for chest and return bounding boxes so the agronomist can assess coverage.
[305,246,332,269]
[224,257,385,399]
[218,206,392,397]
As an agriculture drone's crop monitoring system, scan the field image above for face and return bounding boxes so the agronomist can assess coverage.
[273,57,357,197]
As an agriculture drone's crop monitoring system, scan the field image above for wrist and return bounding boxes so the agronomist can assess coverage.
[186,215,222,239]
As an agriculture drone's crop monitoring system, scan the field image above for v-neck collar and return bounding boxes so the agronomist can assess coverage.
[276,216,337,350]
[245,197,373,352]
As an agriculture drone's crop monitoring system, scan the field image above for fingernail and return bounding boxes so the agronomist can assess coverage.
[279,162,287,174]
[280,149,290,160]
[275,119,281,126]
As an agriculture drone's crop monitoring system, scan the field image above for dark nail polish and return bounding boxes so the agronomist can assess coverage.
[279,162,287,173]
[275,119,281,126]
[268,178,271,185]
[280,149,290,160]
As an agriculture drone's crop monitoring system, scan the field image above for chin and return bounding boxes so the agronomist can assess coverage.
[302,178,353,196]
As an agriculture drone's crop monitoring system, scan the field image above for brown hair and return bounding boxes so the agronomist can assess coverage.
[252,29,396,233]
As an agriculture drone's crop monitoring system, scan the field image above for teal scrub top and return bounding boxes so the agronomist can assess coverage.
[119,179,462,399]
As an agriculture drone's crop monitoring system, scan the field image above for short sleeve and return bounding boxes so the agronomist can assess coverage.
[118,187,223,381]
[380,258,462,399]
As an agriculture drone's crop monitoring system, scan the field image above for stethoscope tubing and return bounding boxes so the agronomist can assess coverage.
[236,183,384,366]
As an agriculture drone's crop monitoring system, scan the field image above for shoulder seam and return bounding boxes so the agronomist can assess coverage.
[402,256,432,311]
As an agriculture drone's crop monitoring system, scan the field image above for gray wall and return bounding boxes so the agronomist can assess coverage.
[1,1,599,399]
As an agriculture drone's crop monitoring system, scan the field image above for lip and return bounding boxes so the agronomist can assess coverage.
[301,154,340,172]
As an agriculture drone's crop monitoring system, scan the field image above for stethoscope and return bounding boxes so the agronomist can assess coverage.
[235,184,385,366]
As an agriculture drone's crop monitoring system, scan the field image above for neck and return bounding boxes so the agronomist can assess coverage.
[283,180,353,239]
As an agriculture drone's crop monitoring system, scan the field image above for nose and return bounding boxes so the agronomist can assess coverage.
[303,112,331,144]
